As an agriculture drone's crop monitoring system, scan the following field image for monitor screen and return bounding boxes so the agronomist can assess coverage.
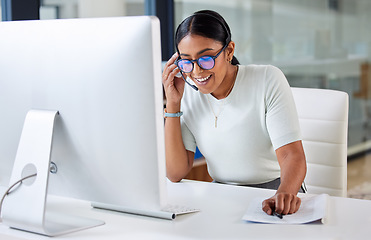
[0,16,166,235]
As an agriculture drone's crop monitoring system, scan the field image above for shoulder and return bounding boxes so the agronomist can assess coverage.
[236,64,286,89]
[237,64,284,81]
[247,64,287,85]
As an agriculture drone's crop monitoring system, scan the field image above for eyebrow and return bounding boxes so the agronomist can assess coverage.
[179,48,215,57]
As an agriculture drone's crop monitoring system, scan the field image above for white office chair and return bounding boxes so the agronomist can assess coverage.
[291,87,349,197]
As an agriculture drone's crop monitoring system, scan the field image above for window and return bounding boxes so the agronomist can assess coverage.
[174,0,371,153]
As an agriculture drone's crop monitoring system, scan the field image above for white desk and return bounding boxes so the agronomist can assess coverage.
[1,180,371,239]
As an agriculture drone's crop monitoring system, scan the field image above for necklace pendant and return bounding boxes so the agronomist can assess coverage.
[215,116,218,128]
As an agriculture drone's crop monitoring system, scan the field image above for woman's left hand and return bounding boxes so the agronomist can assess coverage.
[262,192,301,216]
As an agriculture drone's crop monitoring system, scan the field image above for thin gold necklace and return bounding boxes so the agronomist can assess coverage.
[206,66,238,128]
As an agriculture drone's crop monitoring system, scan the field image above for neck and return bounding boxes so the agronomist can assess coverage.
[212,65,238,100]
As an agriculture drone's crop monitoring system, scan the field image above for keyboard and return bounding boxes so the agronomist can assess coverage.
[161,204,200,215]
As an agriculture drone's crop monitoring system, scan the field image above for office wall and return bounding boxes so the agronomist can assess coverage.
[175,0,371,64]
[175,0,371,154]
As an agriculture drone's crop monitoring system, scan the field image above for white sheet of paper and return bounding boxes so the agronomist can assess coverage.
[242,193,328,224]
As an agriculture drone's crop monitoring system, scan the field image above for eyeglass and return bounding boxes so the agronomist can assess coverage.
[175,43,229,73]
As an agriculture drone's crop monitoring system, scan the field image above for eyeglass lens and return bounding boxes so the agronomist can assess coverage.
[177,56,215,73]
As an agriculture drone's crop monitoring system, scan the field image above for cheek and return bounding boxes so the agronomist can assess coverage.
[214,55,227,71]
[212,63,228,81]
[185,72,192,79]
[212,74,224,89]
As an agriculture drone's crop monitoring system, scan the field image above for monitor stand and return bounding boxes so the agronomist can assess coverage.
[1,110,105,237]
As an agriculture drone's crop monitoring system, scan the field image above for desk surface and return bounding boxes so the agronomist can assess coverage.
[1,180,371,239]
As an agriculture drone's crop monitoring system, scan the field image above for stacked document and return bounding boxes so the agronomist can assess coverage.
[242,194,328,224]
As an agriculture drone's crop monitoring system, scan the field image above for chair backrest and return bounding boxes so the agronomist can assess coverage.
[291,87,349,197]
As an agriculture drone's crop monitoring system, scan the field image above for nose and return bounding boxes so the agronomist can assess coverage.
[192,62,203,75]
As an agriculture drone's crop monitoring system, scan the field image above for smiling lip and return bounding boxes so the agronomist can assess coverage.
[193,74,212,85]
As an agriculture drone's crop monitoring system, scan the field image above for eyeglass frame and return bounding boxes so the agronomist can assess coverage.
[175,42,229,73]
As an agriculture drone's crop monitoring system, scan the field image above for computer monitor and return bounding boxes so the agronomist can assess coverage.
[0,16,167,236]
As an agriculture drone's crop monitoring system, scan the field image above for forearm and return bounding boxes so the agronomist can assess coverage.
[164,106,193,182]
[276,141,307,195]
[278,156,306,194]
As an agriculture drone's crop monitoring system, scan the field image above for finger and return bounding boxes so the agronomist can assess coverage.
[282,195,294,215]
[170,68,184,90]
[262,199,275,215]
[171,51,179,61]
[164,52,179,68]
[163,52,179,80]
[162,63,178,82]
[169,66,181,78]
[163,66,183,97]
[293,197,301,214]
[275,194,285,214]
[165,64,181,80]
[288,196,300,214]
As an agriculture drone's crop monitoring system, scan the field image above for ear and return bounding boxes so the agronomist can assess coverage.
[225,41,235,62]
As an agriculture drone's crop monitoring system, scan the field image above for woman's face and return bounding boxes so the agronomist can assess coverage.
[177,34,231,95]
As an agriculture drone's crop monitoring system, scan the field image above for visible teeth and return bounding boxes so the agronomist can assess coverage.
[195,75,211,82]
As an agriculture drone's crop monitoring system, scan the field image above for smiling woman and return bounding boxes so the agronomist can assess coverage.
[162,9,307,217]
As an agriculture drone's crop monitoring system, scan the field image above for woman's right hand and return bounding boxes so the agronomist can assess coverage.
[162,52,185,110]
